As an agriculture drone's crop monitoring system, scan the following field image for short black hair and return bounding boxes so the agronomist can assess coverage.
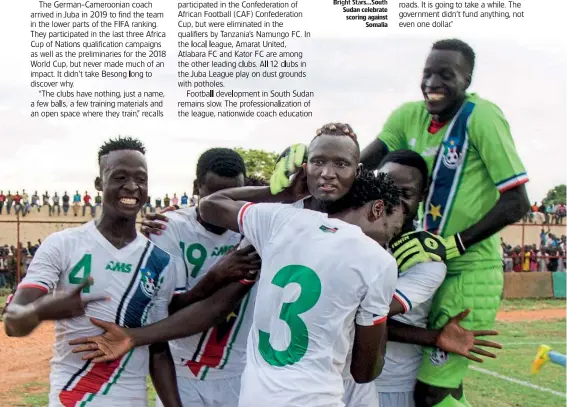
[432,39,475,74]
[196,148,247,183]
[246,176,269,186]
[326,170,401,215]
[378,150,429,192]
[310,122,360,152]
[98,136,146,163]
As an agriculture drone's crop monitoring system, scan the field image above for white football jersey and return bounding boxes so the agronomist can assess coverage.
[375,261,447,392]
[150,207,252,380]
[17,221,176,407]
[237,203,397,407]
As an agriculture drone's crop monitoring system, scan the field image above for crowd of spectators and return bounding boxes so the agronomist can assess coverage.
[1,188,564,286]
[0,240,41,288]
[523,201,566,225]
[0,190,197,217]
[502,230,566,272]
[2,190,563,224]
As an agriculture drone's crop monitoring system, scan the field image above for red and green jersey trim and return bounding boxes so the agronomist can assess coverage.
[186,292,252,380]
[58,350,134,406]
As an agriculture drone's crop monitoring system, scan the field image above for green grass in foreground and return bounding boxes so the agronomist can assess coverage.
[499,298,566,312]
[465,318,566,407]
[1,302,565,406]
[148,318,567,407]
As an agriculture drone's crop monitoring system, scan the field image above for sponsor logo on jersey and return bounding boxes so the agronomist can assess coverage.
[430,347,449,366]
[105,261,132,273]
[140,267,158,298]
[211,245,235,257]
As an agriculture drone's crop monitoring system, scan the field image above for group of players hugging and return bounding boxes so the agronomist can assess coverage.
[4,39,530,407]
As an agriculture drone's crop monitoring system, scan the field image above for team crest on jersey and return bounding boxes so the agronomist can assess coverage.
[140,268,159,298]
[430,347,449,366]
[442,142,461,170]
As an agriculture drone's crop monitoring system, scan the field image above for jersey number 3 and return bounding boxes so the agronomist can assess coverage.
[259,265,321,367]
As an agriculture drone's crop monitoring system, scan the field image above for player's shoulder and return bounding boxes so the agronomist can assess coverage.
[42,221,94,245]
[248,202,303,219]
[390,99,429,118]
[158,207,199,237]
[165,206,196,224]
[468,93,505,118]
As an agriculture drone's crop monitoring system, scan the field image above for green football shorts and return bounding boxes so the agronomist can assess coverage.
[417,265,503,388]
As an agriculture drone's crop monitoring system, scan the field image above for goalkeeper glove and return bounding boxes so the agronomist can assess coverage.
[390,231,466,273]
[269,143,307,195]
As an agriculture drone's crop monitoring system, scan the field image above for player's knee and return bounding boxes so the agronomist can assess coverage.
[414,380,460,407]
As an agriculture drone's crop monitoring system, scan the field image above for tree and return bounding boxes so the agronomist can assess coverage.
[234,147,279,180]
[544,184,566,205]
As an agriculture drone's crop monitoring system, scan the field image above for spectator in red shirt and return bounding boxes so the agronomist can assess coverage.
[0,191,5,215]
[82,191,94,217]
[13,192,22,216]
[512,246,522,272]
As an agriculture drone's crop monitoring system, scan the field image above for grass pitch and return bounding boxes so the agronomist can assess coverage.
[1,299,565,406]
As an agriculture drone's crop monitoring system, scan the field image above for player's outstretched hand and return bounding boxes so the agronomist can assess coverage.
[140,206,176,236]
[435,309,502,363]
[34,277,108,322]
[69,318,134,363]
[210,245,261,284]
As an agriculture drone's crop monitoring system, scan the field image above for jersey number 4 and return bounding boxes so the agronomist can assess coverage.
[68,254,92,293]
[259,265,321,367]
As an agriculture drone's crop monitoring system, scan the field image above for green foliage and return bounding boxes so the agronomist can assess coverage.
[234,147,279,180]
[544,184,566,205]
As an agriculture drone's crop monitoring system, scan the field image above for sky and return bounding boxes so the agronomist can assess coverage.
[0,1,565,202]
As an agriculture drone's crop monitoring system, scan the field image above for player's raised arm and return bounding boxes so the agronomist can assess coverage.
[360,138,390,171]
[4,234,106,337]
[454,104,530,248]
[350,257,398,383]
[168,246,260,314]
[69,280,254,362]
[5,278,106,337]
[361,105,410,171]
[199,184,299,233]
[198,189,248,233]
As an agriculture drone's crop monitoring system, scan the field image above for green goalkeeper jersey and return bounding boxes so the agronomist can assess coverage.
[378,93,528,269]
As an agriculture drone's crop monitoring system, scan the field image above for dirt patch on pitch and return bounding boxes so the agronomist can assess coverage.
[497,308,566,322]
[0,321,53,398]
